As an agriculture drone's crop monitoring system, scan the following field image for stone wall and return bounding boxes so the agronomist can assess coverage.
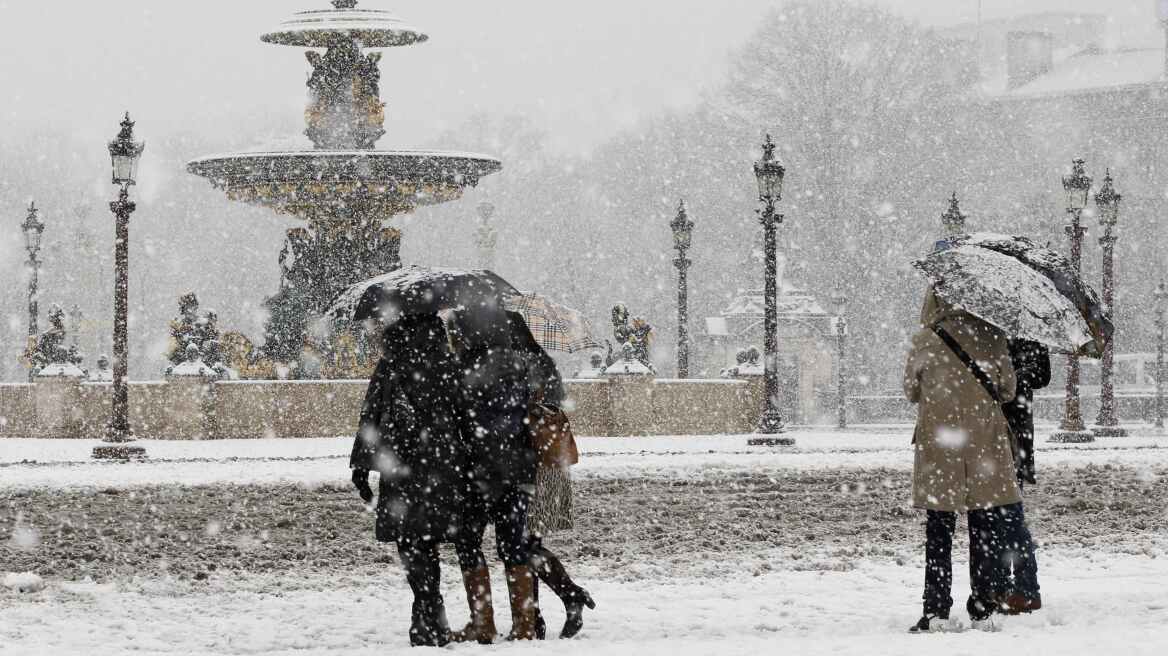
[848,392,1168,426]
[0,376,763,439]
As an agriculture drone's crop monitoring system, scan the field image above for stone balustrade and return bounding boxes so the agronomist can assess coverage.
[0,375,765,439]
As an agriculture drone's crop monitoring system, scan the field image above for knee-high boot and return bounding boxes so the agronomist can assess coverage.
[530,541,595,638]
[452,567,498,644]
[400,543,451,647]
[505,564,537,641]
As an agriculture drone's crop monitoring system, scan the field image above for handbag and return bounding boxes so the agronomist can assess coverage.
[528,404,579,469]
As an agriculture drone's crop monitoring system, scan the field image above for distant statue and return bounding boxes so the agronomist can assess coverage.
[89,354,113,382]
[721,346,762,379]
[575,351,606,379]
[167,293,226,371]
[304,38,385,149]
[30,305,83,373]
[605,303,654,371]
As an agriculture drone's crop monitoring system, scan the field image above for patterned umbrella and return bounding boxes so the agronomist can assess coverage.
[504,293,600,353]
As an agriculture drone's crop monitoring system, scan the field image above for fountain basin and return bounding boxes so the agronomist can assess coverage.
[187,150,501,218]
[261,7,427,48]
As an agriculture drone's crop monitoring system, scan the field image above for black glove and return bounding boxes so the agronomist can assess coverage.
[351,468,373,503]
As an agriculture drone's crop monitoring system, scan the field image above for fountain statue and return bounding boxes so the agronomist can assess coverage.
[188,0,501,374]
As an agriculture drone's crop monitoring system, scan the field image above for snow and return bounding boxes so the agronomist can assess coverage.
[2,427,1168,653]
[34,363,86,379]
[1,536,1166,654]
[1,572,45,593]
[1,427,1165,490]
[1001,48,1164,99]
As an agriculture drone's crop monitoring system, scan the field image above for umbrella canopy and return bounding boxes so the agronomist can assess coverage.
[328,265,521,323]
[956,232,1112,354]
[914,245,1095,355]
[503,293,600,353]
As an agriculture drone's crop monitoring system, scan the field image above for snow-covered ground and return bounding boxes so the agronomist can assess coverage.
[2,426,1165,489]
[3,551,1166,655]
[3,426,1168,655]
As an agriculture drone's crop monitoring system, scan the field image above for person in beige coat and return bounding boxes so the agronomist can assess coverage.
[904,287,1039,632]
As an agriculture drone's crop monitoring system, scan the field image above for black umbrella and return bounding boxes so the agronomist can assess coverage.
[327,265,521,322]
[954,233,1112,357]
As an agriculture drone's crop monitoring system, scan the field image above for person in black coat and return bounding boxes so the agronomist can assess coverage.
[349,313,467,647]
[446,308,540,641]
[999,338,1049,613]
[506,312,595,640]
[1003,339,1051,486]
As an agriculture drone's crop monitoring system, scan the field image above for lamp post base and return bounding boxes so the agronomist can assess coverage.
[1048,430,1095,444]
[747,436,796,447]
[92,444,147,460]
[755,408,786,435]
[1091,425,1128,438]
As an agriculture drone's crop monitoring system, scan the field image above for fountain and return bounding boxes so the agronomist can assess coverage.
[188,0,501,373]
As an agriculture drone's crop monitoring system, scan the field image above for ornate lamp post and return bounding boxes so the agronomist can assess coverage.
[94,113,145,459]
[747,134,793,445]
[670,199,694,378]
[21,202,45,382]
[476,201,497,271]
[21,201,45,337]
[1050,158,1095,443]
[829,285,848,429]
[829,286,848,429]
[1155,281,1168,430]
[1093,171,1126,437]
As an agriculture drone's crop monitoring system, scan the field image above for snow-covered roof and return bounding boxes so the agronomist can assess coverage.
[606,358,652,376]
[722,288,829,319]
[169,359,217,378]
[993,48,1164,100]
[34,363,86,379]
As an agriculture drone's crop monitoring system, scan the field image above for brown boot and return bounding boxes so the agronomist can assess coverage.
[452,567,497,644]
[505,565,537,640]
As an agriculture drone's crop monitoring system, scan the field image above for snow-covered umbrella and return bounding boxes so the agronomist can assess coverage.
[503,293,600,353]
[327,265,521,323]
[914,244,1096,355]
[954,233,1112,354]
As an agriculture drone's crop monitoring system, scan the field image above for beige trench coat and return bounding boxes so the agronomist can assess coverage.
[904,289,1022,512]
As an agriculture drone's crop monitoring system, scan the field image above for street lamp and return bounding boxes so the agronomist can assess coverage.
[1154,281,1168,430]
[670,199,693,379]
[830,285,848,430]
[747,134,793,445]
[94,113,145,460]
[21,201,45,337]
[1051,158,1094,443]
[940,192,967,241]
[476,201,497,271]
[1093,170,1126,437]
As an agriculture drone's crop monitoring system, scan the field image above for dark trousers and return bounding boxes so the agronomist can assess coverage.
[455,487,532,570]
[398,538,446,617]
[922,503,1039,617]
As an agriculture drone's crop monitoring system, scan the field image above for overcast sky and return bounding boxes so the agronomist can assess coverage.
[0,0,1161,155]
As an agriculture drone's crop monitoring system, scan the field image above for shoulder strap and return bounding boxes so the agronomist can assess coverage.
[931,325,1004,406]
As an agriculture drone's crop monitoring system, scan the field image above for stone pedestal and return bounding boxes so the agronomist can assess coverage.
[33,365,87,438]
[163,373,216,440]
[606,360,655,436]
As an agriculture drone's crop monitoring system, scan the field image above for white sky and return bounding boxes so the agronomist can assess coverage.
[0,0,1161,154]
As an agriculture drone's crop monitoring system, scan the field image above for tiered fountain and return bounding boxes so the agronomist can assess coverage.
[188,0,500,370]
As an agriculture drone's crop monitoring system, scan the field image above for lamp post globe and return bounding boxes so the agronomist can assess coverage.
[94,113,146,460]
[1093,170,1126,437]
[748,134,793,445]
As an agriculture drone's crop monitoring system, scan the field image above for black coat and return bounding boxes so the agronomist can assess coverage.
[1003,339,1051,485]
[350,315,467,544]
[459,341,537,511]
